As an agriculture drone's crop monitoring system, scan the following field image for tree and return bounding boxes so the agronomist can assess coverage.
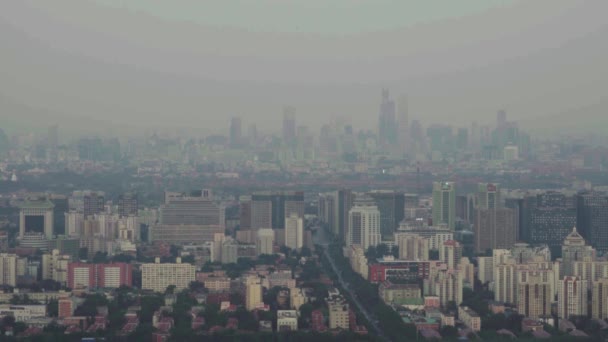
[92,252,108,263]
[376,243,389,257]
[165,285,176,295]
[78,247,89,261]
[365,246,377,260]
[440,325,459,339]
[47,299,59,317]
[300,247,312,257]
[390,245,399,258]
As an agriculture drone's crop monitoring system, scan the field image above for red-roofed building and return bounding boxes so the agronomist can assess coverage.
[226,317,239,330]
[152,332,169,342]
[311,310,326,332]
[368,261,430,283]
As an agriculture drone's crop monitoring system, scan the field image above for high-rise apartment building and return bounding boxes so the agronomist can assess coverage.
[562,227,595,277]
[347,197,380,251]
[439,240,462,270]
[558,276,588,319]
[67,262,132,289]
[285,213,303,250]
[239,195,252,230]
[0,253,18,287]
[396,234,429,261]
[432,182,456,230]
[257,229,275,255]
[141,258,195,293]
[42,249,70,286]
[593,278,608,320]
[148,224,224,244]
[246,276,263,311]
[368,190,405,239]
[517,270,554,319]
[435,269,463,307]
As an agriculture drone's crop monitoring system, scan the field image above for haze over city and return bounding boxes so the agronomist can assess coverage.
[2,0,608,138]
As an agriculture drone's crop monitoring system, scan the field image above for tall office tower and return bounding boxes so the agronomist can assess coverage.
[435,269,463,307]
[246,276,263,311]
[562,227,595,277]
[577,191,608,252]
[517,270,554,320]
[83,192,105,218]
[335,190,354,243]
[239,196,252,230]
[397,94,409,154]
[250,191,304,229]
[592,279,608,319]
[474,183,517,252]
[0,253,18,286]
[427,124,454,156]
[285,213,303,250]
[257,229,275,255]
[397,234,429,261]
[378,89,397,147]
[159,193,223,227]
[368,190,405,239]
[282,106,297,146]
[229,117,242,148]
[347,197,381,251]
[50,195,68,235]
[558,276,588,319]
[118,192,138,217]
[522,191,577,256]
[19,197,55,238]
[439,240,462,270]
[432,182,456,230]
[477,183,501,209]
[141,258,195,293]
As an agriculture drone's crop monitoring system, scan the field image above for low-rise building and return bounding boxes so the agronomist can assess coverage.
[458,306,481,332]
[379,280,421,304]
[277,310,298,331]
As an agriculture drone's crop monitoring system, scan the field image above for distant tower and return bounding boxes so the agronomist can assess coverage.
[432,182,456,229]
[497,110,507,129]
[378,89,397,147]
[398,94,409,154]
[282,106,297,146]
[230,117,242,148]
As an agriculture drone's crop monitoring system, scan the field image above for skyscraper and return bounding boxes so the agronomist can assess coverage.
[577,191,608,252]
[257,229,275,255]
[397,94,409,154]
[396,234,429,261]
[474,183,517,253]
[118,192,138,218]
[347,196,380,251]
[230,117,242,148]
[593,278,608,320]
[368,190,405,239]
[246,276,263,311]
[517,270,554,320]
[439,240,462,270]
[378,89,397,147]
[282,106,297,146]
[432,182,456,230]
[250,191,304,229]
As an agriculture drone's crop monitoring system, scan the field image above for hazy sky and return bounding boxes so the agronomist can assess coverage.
[1,0,607,137]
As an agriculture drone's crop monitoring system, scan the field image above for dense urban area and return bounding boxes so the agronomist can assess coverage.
[1,94,608,342]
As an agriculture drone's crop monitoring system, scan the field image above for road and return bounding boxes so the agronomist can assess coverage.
[314,229,388,340]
